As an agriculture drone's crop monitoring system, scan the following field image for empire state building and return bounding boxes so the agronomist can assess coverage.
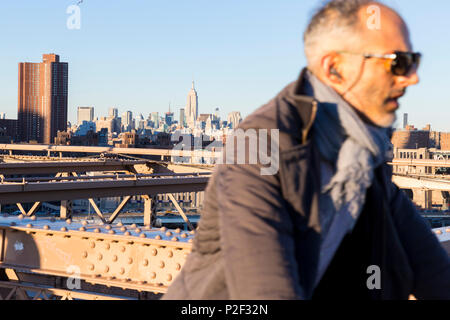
[185,81,198,127]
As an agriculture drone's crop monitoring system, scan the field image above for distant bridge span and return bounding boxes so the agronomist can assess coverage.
[393,174,450,191]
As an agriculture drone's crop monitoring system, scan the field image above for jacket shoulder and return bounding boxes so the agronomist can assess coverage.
[238,81,314,150]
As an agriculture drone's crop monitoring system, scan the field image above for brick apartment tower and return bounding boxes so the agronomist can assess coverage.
[18,54,68,144]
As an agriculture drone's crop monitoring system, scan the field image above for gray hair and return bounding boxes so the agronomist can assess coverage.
[303,0,383,68]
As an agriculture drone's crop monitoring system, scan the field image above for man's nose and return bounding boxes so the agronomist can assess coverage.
[396,68,420,87]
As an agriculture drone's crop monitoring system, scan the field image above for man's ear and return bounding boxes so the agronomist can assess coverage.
[321,53,343,84]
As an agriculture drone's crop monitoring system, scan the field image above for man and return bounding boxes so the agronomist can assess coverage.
[163,0,450,299]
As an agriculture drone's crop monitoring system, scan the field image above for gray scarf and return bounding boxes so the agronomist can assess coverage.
[303,70,392,240]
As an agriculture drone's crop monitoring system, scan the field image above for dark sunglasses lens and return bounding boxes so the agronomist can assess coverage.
[392,53,420,76]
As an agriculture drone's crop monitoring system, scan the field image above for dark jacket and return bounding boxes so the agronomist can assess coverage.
[163,69,450,300]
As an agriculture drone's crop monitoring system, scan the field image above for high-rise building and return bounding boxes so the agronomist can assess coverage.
[122,111,133,131]
[18,54,68,144]
[77,106,94,125]
[109,107,118,119]
[186,81,198,127]
[151,112,159,128]
[179,108,186,127]
[227,111,242,129]
[403,113,408,129]
[165,112,174,126]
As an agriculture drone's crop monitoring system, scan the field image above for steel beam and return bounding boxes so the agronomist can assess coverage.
[393,174,450,191]
[0,143,219,159]
[0,160,148,175]
[168,194,194,231]
[0,176,209,204]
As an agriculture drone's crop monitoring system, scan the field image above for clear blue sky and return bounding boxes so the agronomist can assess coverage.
[0,0,449,131]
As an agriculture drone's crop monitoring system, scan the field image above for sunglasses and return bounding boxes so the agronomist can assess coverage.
[338,51,421,76]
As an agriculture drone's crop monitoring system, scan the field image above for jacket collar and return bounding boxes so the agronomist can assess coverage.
[286,68,318,144]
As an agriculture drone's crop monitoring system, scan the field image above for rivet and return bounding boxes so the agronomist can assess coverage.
[131,224,137,228]
[127,257,133,264]
[140,233,146,238]
[151,249,158,256]
[120,227,127,232]
[171,237,178,242]
[65,218,72,224]
[120,246,126,252]
[143,259,149,266]
[138,280,146,285]
[155,235,162,240]
[88,264,94,270]
[26,223,33,228]
[166,231,173,237]
[160,227,167,231]
[119,268,125,274]
[60,227,67,232]
[124,231,131,236]
[81,220,88,226]
[90,242,96,248]
[98,253,103,261]
[166,274,172,281]
[30,216,36,221]
[168,251,173,258]
[43,225,50,230]
[94,228,101,233]
[117,222,123,227]
[109,230,115,235]
[159,261,165,268]
[105,243,110,250]
[175,228,181,234]
[175,263,181,271]
[105,225,112,230]
[135,228,141,233]
[446,228,450,233]
[436,230,443,235]
[112,255,118,262]
[79,227,86,231]
[188,239,193,243]
[104,266,109,273]
[181,233,188,239]
[18,214,24,219]
[82,251,88,258]
[150,272,156,279]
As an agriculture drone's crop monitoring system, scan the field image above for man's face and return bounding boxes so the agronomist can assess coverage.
[338,5,419,127]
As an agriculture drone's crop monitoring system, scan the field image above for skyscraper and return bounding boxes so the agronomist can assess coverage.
[151,112,159,129]
[227,111,242,129]
[186,81,198,127]
[18,54,68,144]
[77,106,94,125]
[122,111,133,131]
[179,108,186,128]
[403,113,408,129]
[109,107,118,119]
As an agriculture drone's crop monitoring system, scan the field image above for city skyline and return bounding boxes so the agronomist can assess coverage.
[0,1,450,130]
